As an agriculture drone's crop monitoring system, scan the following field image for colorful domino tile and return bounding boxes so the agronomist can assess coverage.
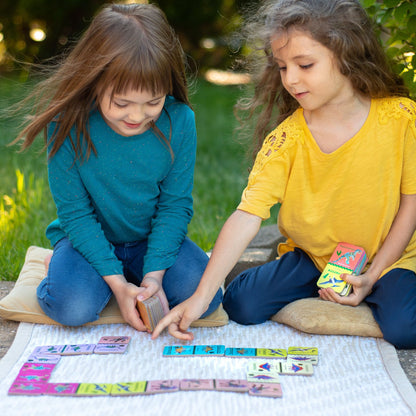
[193,345,225,356]
[18,363,56,376]
[145,379,180,394]
[13,372,52,384]
[26,353,62,364]
[30,345,66,355]
[246,371,280,384]
[94,343,128,354]
[45,383,80,396]
[215,379,250,393]
[278,361,314,376]
[247,360,281,374]
[110,381,147,396]
[225,347,257,358]
[287,347,319,365]
[76,383,113,396]
[248,382,283,398]
[179,379,215,391]
[8,382,48,396]
[60,344,96,355]
[98,336,131,345]
[255,348,287,359]
[163,345,196,356]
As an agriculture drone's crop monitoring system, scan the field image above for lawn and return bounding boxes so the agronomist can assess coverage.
[0,76,278,281]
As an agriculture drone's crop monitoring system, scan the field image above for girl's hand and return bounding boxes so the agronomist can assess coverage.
[137,273,169,315]
[318,272,375,306]
[151,294,209,341]
[108,277,149,332]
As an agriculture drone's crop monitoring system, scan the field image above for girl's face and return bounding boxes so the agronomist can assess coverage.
[271,29,354,113]
[99,87,166,137]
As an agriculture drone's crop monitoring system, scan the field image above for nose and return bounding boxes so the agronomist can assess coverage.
[283,66,299,86]
[128,105,145,123]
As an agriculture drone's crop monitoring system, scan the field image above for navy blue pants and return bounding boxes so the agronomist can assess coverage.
[223,248,416,349]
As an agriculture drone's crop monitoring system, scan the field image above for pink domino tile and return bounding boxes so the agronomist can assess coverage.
[145,379,180,394]
[215,379,250,393]
[180,379,215,391]
[45,383,80,396]
[97,336,131,345]
[8,382,48,396]
[248,382,283,398]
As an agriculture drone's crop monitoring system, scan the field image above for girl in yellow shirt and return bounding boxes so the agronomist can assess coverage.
[153,0,416,348]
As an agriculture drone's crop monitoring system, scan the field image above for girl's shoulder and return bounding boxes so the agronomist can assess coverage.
[251,109,303,174]
[376,97,416,124]
[258,109,304,159]
[163,95,194,119]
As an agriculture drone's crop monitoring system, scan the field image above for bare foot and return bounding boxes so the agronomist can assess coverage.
[44,253,52,275]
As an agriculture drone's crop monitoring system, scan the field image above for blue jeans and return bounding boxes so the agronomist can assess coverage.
[37,237,223,327]
[223,248,416,349]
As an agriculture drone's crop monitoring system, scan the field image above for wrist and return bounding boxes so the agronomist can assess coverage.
[103,274,127,291]
[363,266,381,284]
[143,270,165,284]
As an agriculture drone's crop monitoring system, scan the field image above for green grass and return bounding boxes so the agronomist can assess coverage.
[0,77,277,280]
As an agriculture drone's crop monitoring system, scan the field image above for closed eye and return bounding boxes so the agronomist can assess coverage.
[148,100,163,107]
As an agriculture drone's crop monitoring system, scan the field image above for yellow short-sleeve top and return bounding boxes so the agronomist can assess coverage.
[238,97,416,276]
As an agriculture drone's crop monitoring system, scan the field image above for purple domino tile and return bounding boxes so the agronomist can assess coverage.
[30,345,66,355]
[26,354,62,365]
[94,343,128,354]
[60,344,96,355]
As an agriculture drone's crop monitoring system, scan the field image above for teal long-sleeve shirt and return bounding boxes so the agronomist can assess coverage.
[46,96,196,276]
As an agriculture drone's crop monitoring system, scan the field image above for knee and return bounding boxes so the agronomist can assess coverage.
[381,316,416,349]
[223,287,265,325]
[37,281,102,326]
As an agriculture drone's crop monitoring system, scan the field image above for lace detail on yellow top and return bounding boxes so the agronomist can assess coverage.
[378,97,416,132]
[248,112,304,181]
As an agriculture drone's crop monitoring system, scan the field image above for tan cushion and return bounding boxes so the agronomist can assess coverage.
[0,246,228,328]
[271,297,383,338]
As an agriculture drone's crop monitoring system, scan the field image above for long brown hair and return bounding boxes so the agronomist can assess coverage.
[235,0,409,157]
[13,3,190,161]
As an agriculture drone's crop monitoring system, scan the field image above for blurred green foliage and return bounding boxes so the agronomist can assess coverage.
[0,0,255,73]
[363,0,416,97]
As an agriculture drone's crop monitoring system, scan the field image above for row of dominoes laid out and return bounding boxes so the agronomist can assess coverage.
[163,345,319,365]
[9,379,283,398]
[9,356,316,398]
[27,336,132,359]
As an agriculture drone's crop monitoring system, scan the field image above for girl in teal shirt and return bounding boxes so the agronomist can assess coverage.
[14,3,222,331]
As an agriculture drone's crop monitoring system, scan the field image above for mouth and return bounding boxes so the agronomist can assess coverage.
[293,91,308,100]
[123,121,143,129]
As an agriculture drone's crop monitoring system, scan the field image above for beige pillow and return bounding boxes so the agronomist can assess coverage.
[271,297,383,338]
[0,246,228,328]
